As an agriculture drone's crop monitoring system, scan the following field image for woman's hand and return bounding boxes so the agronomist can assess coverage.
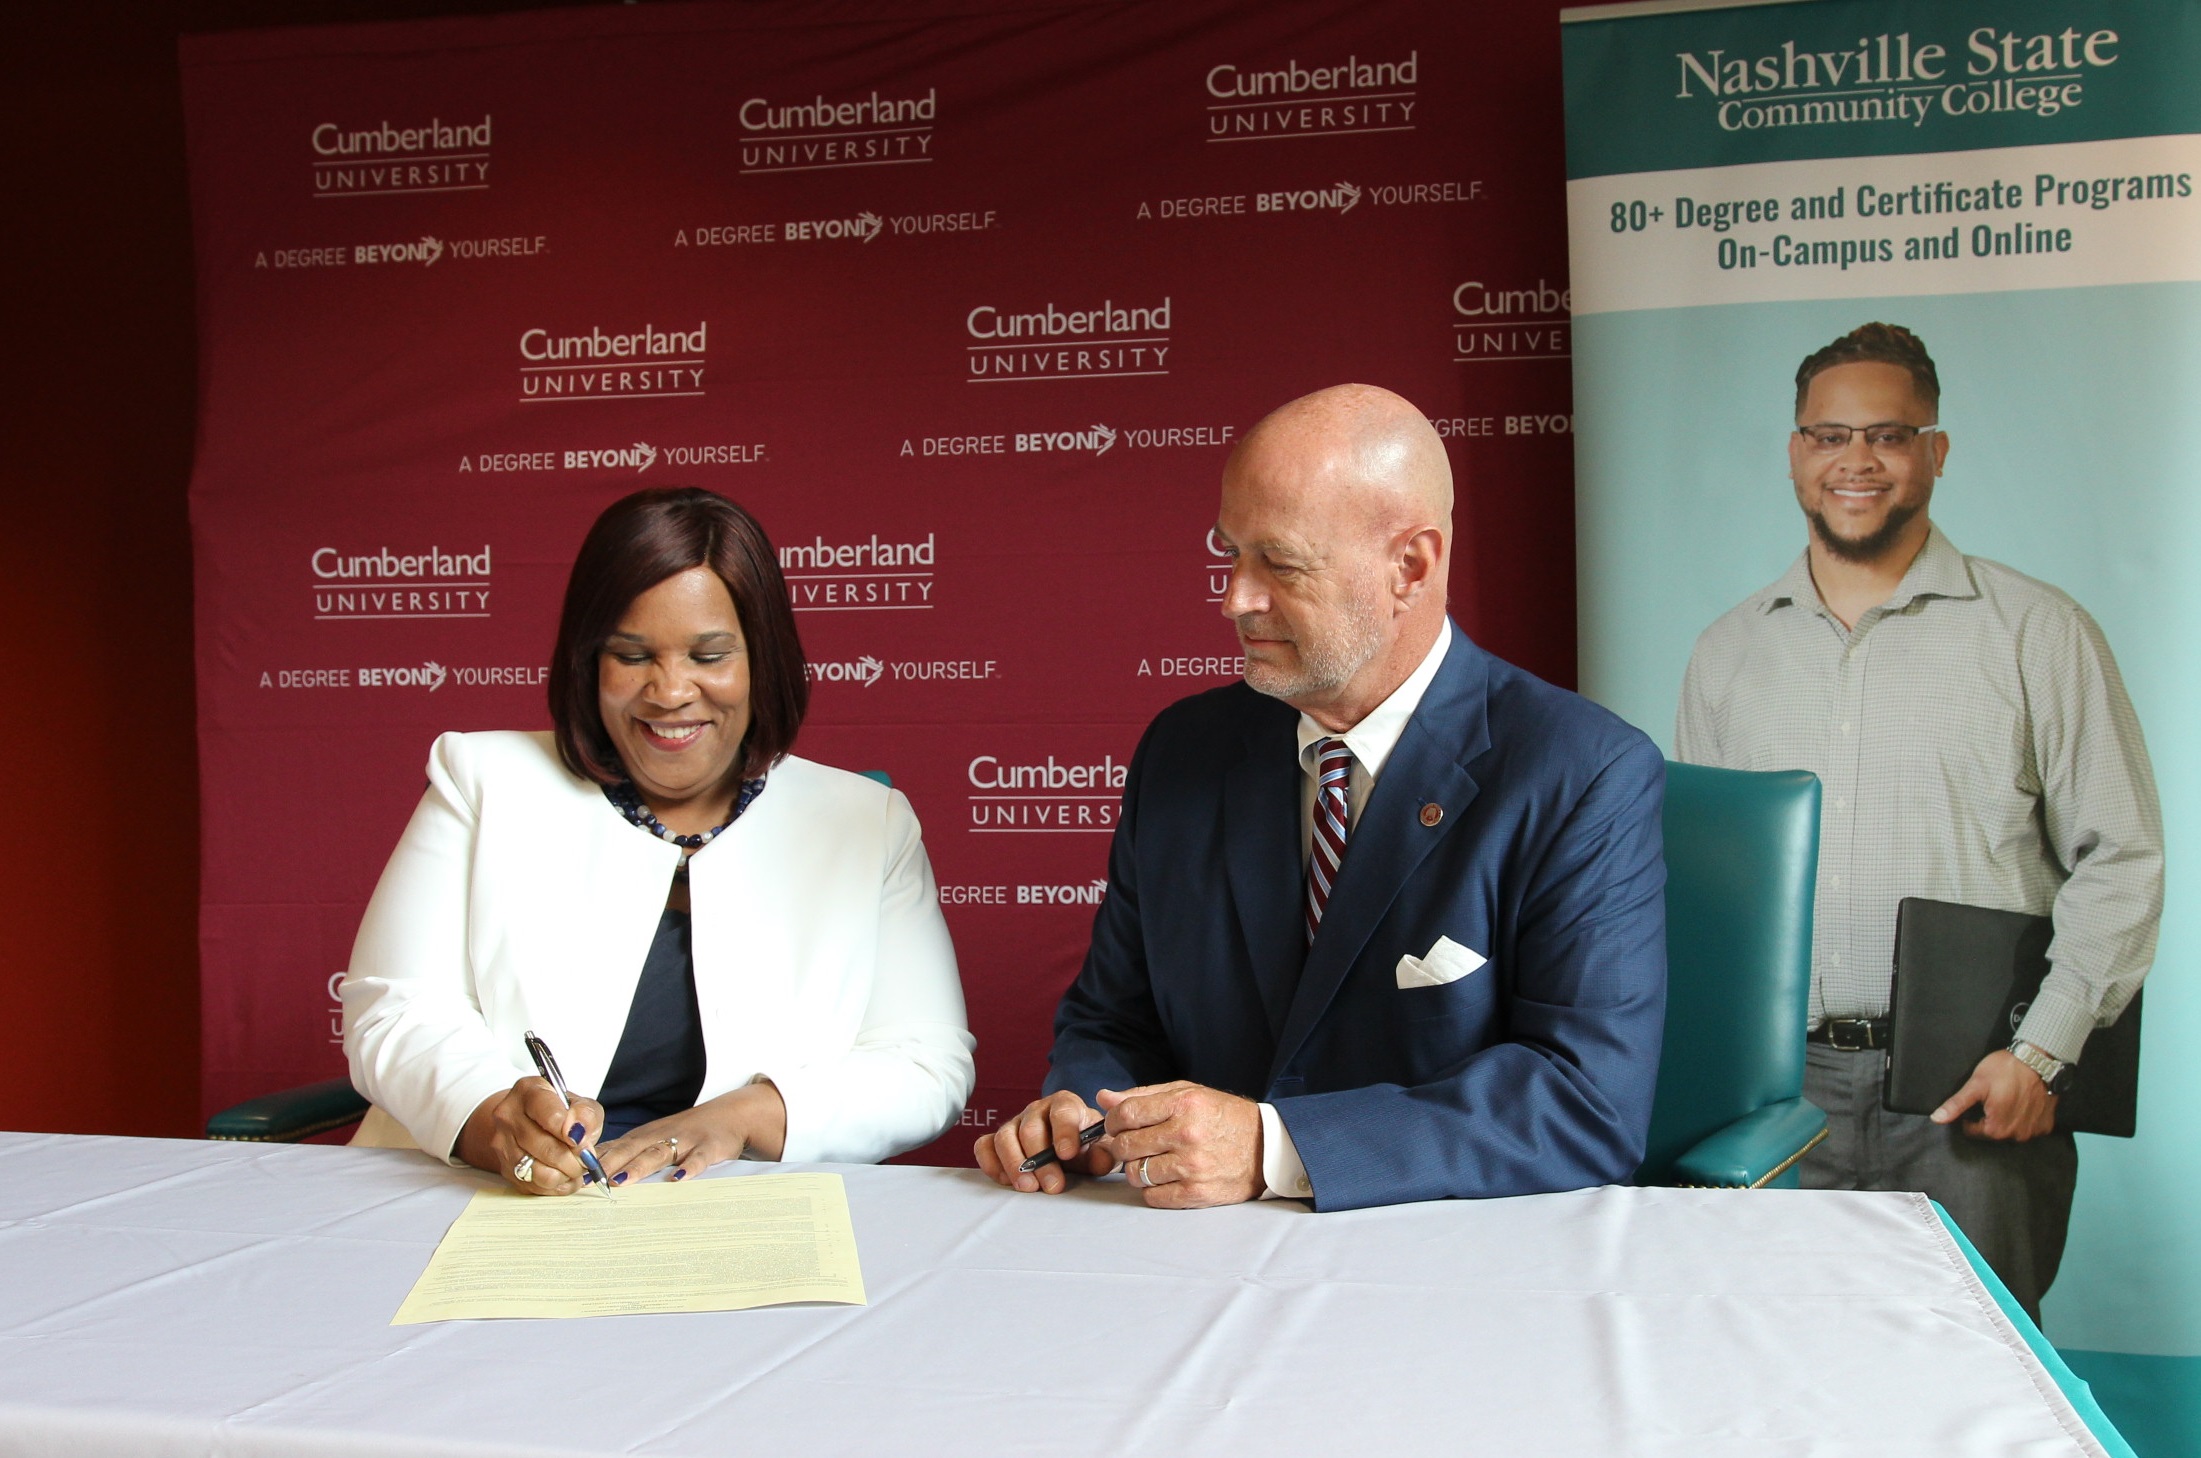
[456,1078,606,1196]
[596,1081,788,1186]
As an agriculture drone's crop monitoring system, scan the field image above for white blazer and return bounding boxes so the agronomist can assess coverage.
[342,731,975,1165]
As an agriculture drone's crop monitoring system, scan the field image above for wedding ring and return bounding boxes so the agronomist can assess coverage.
[1137,1156,1154,1188]
[512,1154,535,1185]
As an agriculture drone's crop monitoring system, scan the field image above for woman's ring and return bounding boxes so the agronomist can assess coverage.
[665,1136,679,1160]
[1137,1156,1154,1188]
[512,1155,535,1185]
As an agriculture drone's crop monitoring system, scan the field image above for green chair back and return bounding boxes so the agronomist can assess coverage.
[1637,762,1821,1184]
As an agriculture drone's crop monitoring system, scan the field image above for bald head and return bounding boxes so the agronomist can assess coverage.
[1215,385,1455,729]
[1232,383,1455,536]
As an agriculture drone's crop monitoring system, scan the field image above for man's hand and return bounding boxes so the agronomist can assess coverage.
[1931,1050,2059,1141]
[1098,1081,1265,1208]
[975,1091,1113,1194]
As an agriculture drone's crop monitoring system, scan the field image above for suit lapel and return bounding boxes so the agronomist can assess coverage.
[1268,631,1492,1084]
[1223,702,1306,1041]
[501,787,677,1097]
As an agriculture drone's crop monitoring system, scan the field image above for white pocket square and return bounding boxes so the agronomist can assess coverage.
[1396,935,1487,988]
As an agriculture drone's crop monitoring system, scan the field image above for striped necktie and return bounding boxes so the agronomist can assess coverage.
[1306,736,1353,944]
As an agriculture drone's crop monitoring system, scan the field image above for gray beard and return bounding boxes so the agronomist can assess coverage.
[1240,609,1384,705]
[1809,500,1920,564]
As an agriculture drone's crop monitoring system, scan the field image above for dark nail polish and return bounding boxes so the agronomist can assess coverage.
[569,1123,586,1143]
[612,1171,628,1185]
[582,1172,596,1185]
[671,1168,687,1181]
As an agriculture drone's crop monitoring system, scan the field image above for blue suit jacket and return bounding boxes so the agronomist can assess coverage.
[1046,627,1668,1210]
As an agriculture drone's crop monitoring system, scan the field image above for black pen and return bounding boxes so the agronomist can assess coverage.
[523,1030,613,1195]
[1018,1118,1109,1173]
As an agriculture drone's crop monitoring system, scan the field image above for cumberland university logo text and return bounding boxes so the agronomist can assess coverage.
[741,88,936,175]
[1207,50,1419,143]
[312,115,491,199]
[1673,23,2121,135]
[519,321,706,404]
[1204,526,1234,603]
[778,531,935,611]
[967,754,1125,832]
[312,544,490,621]
[966,297,1172,382]
[1453,278,1570,364]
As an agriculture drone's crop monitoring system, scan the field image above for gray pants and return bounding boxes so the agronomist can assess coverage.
[1803,1043,2078,1321]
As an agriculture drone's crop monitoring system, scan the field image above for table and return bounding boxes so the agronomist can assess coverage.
[0,1133,2127,1456]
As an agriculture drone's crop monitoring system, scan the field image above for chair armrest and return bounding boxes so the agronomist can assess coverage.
[1670,1098,1829,1189]
[205,1079,370,1143]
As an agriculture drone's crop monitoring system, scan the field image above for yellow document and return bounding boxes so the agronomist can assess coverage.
[392,1171,866,1324]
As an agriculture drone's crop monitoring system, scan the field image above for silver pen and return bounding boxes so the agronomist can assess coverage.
[523,1030,612,1196]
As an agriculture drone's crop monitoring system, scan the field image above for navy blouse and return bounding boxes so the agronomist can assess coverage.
[595,907,707,1140]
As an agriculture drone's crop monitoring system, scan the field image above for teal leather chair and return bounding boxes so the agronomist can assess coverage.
[1635,762,1828,1188]
[206,769,901,1142]
[206,1079,368,1142]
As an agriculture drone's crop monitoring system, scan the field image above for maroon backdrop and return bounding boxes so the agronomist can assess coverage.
[181,0,1578,1161]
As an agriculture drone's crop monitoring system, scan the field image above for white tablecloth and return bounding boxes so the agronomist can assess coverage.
[0,1134,2106,1457]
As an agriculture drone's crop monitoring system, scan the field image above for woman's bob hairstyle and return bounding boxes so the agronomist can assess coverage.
[548,487,808,785]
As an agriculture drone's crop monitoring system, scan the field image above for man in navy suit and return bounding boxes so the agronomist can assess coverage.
[976,385,1668,1211]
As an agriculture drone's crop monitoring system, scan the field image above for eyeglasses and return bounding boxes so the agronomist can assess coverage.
[1794,422,1942,454]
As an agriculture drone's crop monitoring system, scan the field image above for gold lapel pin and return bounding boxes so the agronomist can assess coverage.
[1419,803,1444,827]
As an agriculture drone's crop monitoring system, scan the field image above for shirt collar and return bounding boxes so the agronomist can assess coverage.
[1884,524,1977,609]
[1295,619,1453,781]
[1758,551,1819,614]
[1759,523,1977,618]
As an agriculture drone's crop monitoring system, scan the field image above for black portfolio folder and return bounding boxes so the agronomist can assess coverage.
[1885,897,2142,1138]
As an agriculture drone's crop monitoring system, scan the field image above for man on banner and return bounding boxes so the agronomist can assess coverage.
[975,384,1670,1211]
[1676,323,2162,1316]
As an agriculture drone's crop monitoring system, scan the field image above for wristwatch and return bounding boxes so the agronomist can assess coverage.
[2009,1040,2076,1097]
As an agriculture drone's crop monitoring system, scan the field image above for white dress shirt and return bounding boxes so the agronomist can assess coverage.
[1257,621,1454,1200]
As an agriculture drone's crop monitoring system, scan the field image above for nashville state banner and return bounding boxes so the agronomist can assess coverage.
[180,0,1583,1165]
[1562,0,2201,1404]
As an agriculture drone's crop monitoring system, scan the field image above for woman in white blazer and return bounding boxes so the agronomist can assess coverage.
[342,488,975,1193]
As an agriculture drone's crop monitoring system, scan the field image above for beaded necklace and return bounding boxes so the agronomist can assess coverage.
[604,776,767,876]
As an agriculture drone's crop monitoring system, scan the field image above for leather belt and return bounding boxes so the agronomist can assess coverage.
[1808,1017,1891,1051]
